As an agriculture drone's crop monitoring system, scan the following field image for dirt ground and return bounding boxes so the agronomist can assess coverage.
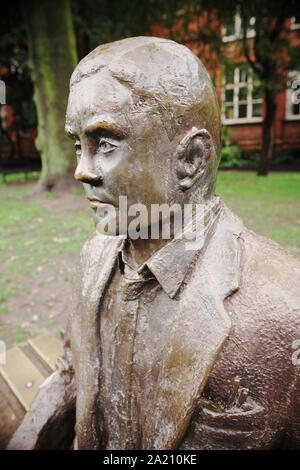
[3,255,75,345]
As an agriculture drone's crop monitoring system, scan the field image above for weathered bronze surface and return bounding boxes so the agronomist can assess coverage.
[8,37,300,450]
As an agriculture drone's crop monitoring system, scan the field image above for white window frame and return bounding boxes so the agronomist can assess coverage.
[286,71,300,120]
[222,65,263,124]
[290,16,300,30]
[223,14,256,42]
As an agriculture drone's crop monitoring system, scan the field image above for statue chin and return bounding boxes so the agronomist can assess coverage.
[94,208,125,238]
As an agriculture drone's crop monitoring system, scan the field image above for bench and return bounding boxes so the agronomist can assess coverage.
[0,331,64,449]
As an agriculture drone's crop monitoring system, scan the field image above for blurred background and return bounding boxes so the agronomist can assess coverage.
[0,0,299,351]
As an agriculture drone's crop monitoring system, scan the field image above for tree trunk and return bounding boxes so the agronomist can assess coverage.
[23,0,78,192]
[257,89,276,176]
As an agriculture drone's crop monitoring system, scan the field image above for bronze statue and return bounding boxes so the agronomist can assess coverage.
[8,37,300,450]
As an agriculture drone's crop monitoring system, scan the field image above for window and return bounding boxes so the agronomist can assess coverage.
[223,14,256,42]
[286,71,300,120]
[223,16,237,40]
[291,16,300,30]
[222,64,263,124]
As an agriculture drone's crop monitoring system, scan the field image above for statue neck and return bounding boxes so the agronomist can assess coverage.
[124,195,222,270]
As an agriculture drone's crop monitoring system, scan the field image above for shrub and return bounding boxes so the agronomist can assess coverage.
[219,145,243,168]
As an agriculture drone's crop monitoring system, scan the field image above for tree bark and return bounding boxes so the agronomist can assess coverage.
[23,0,78,192]
[257,89,276,176]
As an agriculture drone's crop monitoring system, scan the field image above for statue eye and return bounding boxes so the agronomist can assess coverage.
[74,140,81,157]
[99,138,117,154]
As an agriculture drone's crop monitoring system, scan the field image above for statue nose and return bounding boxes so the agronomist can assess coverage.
[74,156,103,185]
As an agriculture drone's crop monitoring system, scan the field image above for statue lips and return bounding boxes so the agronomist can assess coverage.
[87,197,116,210]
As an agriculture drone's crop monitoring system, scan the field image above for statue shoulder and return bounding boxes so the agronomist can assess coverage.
[218,204,300,321]
[240,225,300,300]
[220,204,300,299]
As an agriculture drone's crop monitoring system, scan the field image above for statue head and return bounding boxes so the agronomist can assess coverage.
[65,36,221,236]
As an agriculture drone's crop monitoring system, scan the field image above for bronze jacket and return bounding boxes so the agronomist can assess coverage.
[8,204,300,450]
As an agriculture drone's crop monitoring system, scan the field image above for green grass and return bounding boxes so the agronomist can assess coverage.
[11,326,29,346]
[0,202,94,292]
[216,171,300,253]
[1,171,41,184]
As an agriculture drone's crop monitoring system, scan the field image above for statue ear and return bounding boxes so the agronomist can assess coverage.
[176,128,211,191]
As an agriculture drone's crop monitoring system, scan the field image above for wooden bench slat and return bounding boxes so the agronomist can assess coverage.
[28,331,64,372]
[0,347,47,411]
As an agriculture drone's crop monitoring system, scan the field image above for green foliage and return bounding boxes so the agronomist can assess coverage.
[220,126,299,170]
[219,148,299,170]
[271,152,300,168]
[72,0,155,58]
[220,126,242,168]
[71,0,223,59]
[221,125,231,147]
[220,145,243,168]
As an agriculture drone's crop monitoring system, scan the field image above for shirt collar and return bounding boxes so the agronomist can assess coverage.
[119,196,223,299]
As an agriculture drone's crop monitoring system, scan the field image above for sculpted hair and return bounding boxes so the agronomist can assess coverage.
[70,36,222,198]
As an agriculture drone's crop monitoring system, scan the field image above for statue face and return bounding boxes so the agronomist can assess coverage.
[66,71,177,235]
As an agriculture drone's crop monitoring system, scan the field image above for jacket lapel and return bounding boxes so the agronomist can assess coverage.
[73,234,123,449]
[143,207,243,449]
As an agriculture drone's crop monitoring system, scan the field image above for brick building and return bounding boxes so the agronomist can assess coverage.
[152,12,300,159]
[219,15,300,155]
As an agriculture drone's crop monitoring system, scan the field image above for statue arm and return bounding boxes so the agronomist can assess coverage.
[7,341,76,450]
